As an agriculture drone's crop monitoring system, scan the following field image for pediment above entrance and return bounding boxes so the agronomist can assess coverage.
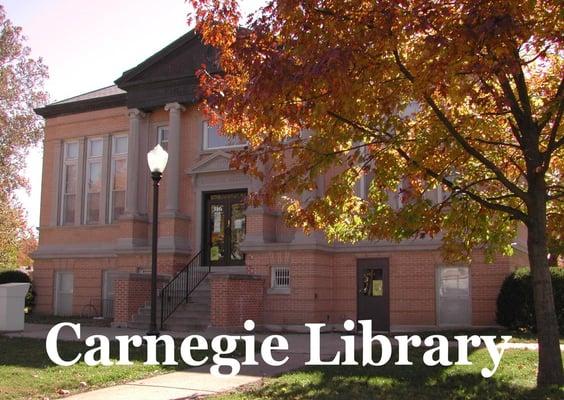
[187,151,233,175]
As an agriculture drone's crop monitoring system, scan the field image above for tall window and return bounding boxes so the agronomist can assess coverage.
[110,135,127,222]
[84,138,103,224]
[61,141,78,225]
[203,121,246,150]
[157,126,169,150]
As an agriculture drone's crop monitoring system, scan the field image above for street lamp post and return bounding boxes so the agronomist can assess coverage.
[146,144,168,336]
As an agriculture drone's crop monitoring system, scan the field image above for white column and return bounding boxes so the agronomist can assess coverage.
[164,102,185,213]
[125,108,146,216]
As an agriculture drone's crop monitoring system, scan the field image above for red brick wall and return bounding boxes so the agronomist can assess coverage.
[245,251,334,325]
[244,248,521,329]
[32,254,177,316]
[113,273,169,326]
[210,274,265,328]
[33,257,126,316]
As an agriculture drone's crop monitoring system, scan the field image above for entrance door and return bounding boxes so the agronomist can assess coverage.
[437,266,471,326]
[204,191,247,266]
[55,271,74,316]
[357,259,390,331]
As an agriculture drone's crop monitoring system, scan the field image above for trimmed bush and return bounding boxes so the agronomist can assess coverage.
[0,269,35,311]
[0,269,31,284]
[496,267,564,334]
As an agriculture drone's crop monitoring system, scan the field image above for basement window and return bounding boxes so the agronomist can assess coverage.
[269,266,290,294]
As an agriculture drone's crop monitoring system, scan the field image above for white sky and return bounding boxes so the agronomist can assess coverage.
[5,0,263,229]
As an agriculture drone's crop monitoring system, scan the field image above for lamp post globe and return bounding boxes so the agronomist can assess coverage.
[147,144,168,174]
[147,144,168,336]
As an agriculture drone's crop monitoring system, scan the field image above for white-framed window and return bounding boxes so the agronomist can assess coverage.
[396,178,408,209]
[60,141,79,225]
[203,121,246,150]
[109,134,128,223]
[355,174,368,199]
[271,266,290,289]
[353,143,370,199]
[84,137,103,224]
[437,265,471,326]
[157,126,169,150]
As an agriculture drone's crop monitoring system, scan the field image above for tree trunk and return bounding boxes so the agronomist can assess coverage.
[527,186,563,386]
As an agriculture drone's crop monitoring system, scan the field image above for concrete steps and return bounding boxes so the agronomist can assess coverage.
[128,278,211,332]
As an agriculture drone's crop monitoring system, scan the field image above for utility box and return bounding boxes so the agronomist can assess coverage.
[0,283,30,331]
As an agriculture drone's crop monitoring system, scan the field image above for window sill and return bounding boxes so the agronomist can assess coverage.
[49,223,118,230]
[267,288,291,295]
[200,145,247,154]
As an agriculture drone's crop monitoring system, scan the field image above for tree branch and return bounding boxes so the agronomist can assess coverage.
[394,145,527,221]
[543,91,564,165]
[538,76,564,133]
[392,50,529,202]
[326,108,528,222]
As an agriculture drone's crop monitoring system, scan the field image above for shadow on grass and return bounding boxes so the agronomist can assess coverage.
[0,336,241,371]
[217,348,563,400]
[248,371,559,400]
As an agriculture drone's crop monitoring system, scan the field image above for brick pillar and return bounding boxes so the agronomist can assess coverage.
[112,272,169,327]
[210,274,265,329]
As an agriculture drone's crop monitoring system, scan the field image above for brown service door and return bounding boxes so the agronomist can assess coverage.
[357,258,390,331]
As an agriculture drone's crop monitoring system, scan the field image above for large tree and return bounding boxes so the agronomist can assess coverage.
[0,5,47,269]
[190,0,563,385]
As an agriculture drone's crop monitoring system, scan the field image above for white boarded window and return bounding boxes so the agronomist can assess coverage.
[271,266,290,289]
[437,266,471,326]
[157,126,169,151]
[84,138,103,224]
[203,121,246,150]
[61,141,79,225]
[110,135,127,222]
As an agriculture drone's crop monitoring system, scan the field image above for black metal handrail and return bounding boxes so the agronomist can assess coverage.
[160,250,210,328]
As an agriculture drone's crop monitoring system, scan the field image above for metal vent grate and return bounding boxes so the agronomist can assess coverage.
[271,266,290,288]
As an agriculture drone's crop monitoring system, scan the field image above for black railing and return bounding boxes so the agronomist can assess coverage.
[160,250,209,328]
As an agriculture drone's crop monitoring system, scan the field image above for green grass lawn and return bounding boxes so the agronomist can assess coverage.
[0,336,240,400]
[213,349,564,400]
[1,335,562,400]
[404,328,564,344]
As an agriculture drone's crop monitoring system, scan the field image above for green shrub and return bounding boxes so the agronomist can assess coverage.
[496,267,564,334]
[0,269,35,311]
[0,269,31,284]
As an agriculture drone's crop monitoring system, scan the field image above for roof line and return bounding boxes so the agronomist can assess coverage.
[51,84,121,105]
[115,29,197,86]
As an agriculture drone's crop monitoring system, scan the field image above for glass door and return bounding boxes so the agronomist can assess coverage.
[204,191,247,266]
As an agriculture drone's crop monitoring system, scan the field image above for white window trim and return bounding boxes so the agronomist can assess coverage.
[354,143,369,200]
[157,125,169,149]
[60,141,79,226]
[397,178,407,209]
[109,134,128,223]
[202,121,246,151]
[358,174,367,199]
[268,266,291,294]
[436,265,472,327]
[83,137,103,224]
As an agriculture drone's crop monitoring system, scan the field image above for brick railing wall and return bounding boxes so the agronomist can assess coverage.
[210,274,265,328]
[112,273,168,327]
